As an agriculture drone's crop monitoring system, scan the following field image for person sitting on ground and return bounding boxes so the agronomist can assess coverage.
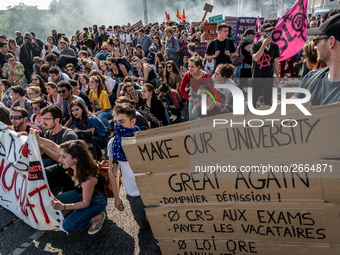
[88,75,113,130]
[31,133,107,235]
[30,98,48,135]
[140,83,168,125]
[164,60,182,91]
[31,73,47,99]
[26,86,42,101]
[196,85,230,119]
[123,82,143,108]
[69,79,92,112]
[48,66,70,83]
[46,82,61,106]
[57,80,87,125]
[213,63,237,106]
[4,106,43,136]
[158,83,183,122]
[10,85,33,118]
[70,100,108,159]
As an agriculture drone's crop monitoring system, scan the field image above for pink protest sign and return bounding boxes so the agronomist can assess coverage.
[272,0,308,61]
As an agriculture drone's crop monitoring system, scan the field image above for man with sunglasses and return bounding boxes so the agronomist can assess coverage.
[65,63,79,81]
[4,106,42,137]
[294,13,340,105]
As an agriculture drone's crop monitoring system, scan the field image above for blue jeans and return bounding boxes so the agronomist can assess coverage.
[97,109,113,129]
[56,190,107,233]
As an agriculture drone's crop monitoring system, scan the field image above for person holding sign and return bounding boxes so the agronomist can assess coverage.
[204,23,237,68]
[30,132,108,235]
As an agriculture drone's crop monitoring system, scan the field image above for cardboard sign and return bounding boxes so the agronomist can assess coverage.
[131,20,143,31]
[262,4,278,20]
[179,42,207,64]
[0,123,64,230]
[209,14,223,25]
[203,23,217,31]
[225,16,238,34]
[123,103,340,254]
[204,33,218,41]
[203,3,213,13]
[236,17,264,43]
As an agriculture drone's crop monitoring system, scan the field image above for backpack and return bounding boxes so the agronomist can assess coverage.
[138,110,163,129]
[116,57,132,72]
[73,130,97,160]
[58,55,81,71]
[172,36,181,53]
[230,44,245,66]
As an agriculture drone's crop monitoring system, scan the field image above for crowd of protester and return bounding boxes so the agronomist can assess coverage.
[0,9,340,243]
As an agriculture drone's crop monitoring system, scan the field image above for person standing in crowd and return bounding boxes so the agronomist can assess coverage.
[179,56,209,120]
[97,25,110,49]
[294,13,340,105]
[137,29,153,56]
[7,39,21,61]
[251,23,280,108]
[234,29,255,89]
[165,27,180,66]
[15,31,24,47]
[107,104,149,229]
[19,32,41,84]
[205,23,237,67]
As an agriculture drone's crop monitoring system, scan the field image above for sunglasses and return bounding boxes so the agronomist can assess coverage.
[313,36,330,46]
[166,66,172,68]
[67,69,74,72]
[158,66,164,69]
[31,78,38,81]
[10,115,23,120]
[57,90,67,94]
[31,107,40,111]
[102,48,108,50]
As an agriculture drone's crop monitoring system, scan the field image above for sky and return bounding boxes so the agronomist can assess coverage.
[0,0,52,10]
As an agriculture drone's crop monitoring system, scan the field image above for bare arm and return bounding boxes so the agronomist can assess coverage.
[108,156,124,211]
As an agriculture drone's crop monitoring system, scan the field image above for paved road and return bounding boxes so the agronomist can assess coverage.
[0,186,160,255]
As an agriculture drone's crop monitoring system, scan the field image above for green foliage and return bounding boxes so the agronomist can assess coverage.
[0,1,90,39]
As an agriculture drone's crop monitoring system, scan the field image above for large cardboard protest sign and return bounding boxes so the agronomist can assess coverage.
[272,0,308,61]
[123,103,340,255]
[236,17,264,43]
[0,123,63,230]
[179,42,207,64]
[131,20,143,31]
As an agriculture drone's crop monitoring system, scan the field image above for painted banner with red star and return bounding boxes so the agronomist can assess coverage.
[0,122,64,230]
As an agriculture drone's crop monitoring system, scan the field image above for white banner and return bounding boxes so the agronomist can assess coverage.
[0,122,64,230]
[262,4,278,20]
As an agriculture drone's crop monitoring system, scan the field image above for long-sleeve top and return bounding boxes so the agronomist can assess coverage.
[179,71,209,100]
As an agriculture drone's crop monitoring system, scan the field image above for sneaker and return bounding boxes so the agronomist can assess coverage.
[88,211,106,235]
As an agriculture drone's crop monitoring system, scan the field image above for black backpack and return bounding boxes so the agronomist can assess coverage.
[58,55,81,72]
[116,57,132,72]
[137,110,163,129]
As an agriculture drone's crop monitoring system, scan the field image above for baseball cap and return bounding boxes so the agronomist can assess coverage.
[261,23,275,32]
[306,13,340,41]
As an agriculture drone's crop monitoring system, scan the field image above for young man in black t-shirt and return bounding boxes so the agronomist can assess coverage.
[205,23,237,67]
[251,23,280,108]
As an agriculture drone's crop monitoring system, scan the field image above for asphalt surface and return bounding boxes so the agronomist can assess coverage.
[0,185,160,255]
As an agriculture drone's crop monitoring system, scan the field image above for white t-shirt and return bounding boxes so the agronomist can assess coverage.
[107,138,140,197]
[204,59,215,74]
[104,78,116,94]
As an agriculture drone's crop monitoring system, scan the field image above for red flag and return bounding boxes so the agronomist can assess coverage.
[182,9,186,21]
[176,9,181,20]
[165,11,170,22]
[272,0,308,61]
